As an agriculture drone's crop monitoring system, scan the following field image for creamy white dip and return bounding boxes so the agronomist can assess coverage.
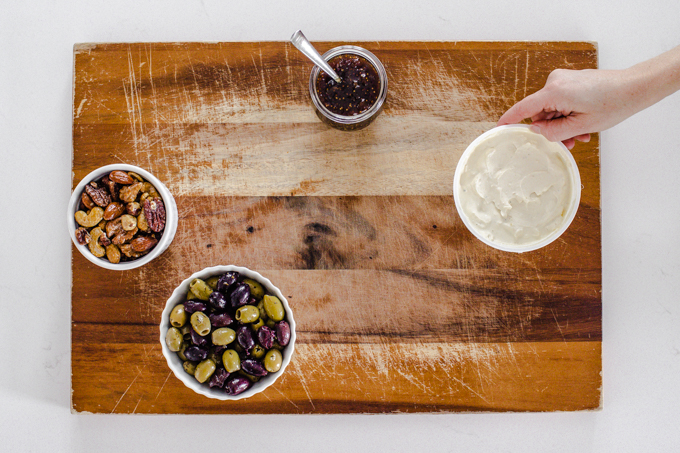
[457,128,573,247]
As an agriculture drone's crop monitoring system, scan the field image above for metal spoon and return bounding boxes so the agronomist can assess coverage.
[290,30,342,84]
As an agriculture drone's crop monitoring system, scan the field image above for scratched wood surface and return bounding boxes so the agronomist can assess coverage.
[71,42,601,413]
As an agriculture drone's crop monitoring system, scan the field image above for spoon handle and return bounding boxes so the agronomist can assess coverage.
[290,30,342,83]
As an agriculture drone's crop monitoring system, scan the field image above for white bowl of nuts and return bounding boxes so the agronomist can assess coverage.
[160,265,296,400]
[68,164,178,270]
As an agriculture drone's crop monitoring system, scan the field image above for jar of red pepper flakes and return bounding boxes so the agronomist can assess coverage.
[309,45,388,131]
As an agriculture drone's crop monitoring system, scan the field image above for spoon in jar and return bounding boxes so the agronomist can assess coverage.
[290,30,342,84]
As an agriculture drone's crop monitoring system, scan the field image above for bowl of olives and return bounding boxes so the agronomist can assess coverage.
[160,265,296,400]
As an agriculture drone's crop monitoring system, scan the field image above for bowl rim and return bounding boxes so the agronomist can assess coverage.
[68,164,178,270]
[159,265,297,401]
[453,124,582,253]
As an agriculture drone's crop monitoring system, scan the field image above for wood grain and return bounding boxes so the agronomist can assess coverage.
[72,41,601,413]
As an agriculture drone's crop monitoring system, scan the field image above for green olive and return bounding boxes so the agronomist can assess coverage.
[189,278,213,301]
[190,311,211,336]
[205,275,220,290]
[183,360,197,375]
[265,319,277,329]
[251,318,265,331]
[243,278,265,300]
[186,287,200,300]
[257,300,268,321]
[222,349,241,373]
[251,344,266,359]
[194,359,216,383]
[180,324,192,335]
[211,327,236,346]
[263,295,285,322]
[235,305,260,324]
[178,342,189,361]
[264,349,283,373]
[170,304,187,327]
[165,327,183,352]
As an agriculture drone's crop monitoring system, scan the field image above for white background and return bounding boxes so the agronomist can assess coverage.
[2,1,679,451]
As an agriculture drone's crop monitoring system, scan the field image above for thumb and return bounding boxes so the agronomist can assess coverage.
[530,115,582,143]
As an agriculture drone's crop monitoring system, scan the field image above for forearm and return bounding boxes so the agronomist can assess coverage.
[623,45,680,112]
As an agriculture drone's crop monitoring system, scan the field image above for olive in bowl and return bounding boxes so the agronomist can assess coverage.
[160,265,296,400]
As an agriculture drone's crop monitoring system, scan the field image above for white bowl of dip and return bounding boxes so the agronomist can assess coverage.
[453,125,581,253]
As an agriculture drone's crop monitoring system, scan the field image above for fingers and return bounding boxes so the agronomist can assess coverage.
[562,138,575,150]
[497,90,549,126]
[530,116,583,143]
[574,133,591,142]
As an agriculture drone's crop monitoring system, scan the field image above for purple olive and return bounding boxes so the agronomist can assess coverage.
[209,291,229,311]
[184,345,208,362]
[191,329,211,347]
[230,283,251,308]
[241,359,268,377]
[184,300,207,313]
[225,376,251,395]
[209,312,233,328]
[208,368,230,388]
[257,326,275,349]
[217,271,240,294]
[236,325,255,352]
[276,321,291,346]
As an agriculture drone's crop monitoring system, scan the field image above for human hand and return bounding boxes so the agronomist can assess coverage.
[497,68,638,149]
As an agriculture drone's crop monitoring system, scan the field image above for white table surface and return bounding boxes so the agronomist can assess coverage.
[2,1,679,451]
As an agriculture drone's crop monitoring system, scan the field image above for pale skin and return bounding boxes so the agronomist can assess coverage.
[498,45,680,149]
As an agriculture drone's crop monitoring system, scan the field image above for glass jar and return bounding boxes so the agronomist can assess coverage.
[309,45,388,131]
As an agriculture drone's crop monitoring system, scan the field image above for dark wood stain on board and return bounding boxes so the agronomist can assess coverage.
[72,41,601,414]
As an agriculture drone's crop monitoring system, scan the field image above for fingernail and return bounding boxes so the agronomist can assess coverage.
[529,125,542,134]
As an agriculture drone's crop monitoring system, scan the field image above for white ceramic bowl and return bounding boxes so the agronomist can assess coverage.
[68,164,178,270]
[160,265,297,400]
[453,125,581,253]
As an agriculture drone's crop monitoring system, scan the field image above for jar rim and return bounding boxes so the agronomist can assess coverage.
[309,45,388,125]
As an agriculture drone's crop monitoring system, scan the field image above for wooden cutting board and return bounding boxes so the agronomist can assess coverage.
[71,41,601,413]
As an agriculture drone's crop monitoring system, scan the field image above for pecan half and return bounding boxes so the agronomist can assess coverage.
[143,197,166,232]
[84,183,111,207]
[98,233,112,247]
[75,227,91,245]
[130,236,158,252]
[102,176,119,201]
[109,170,135,185]
[120,243,145,258]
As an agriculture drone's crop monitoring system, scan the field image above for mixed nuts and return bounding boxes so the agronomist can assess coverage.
[74,171,165,263]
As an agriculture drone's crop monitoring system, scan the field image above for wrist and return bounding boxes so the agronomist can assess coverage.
[624,45,680,111]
